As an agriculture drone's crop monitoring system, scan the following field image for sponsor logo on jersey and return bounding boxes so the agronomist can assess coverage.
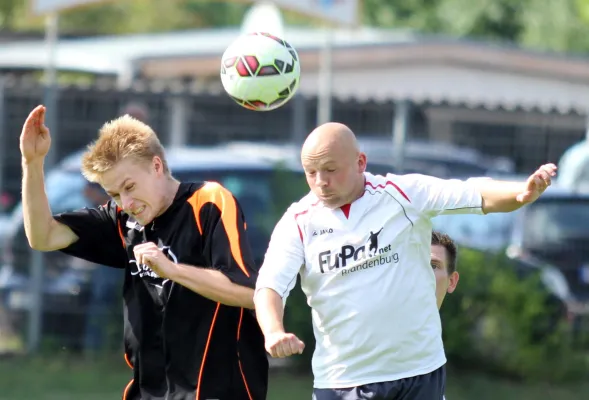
[317,227,399,276]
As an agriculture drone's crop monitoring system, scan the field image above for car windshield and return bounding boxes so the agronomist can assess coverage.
[174,168,290,219]
[45,170,89,212]
[522,200,589,249]
[432,212,514,251]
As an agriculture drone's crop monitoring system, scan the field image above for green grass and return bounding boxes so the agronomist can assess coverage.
[0,355,588,400]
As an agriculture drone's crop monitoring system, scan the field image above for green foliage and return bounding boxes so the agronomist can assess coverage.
[441,248,589,383]
[362,0,589,54]
[4,0,589,56]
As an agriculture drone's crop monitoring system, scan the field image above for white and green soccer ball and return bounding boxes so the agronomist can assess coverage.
[220,32,300,111]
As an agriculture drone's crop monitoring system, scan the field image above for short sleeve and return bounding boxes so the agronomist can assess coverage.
[255,208,304,304]
[53,201,128,268]
[390,173,484,218]
[191,182,259,288]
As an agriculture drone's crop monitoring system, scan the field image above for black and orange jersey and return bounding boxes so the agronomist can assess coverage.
[54,181,269,400]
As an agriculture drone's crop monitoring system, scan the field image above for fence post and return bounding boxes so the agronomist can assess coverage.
[26,13,60,353]
[392,100,410,174]
[290,94,306,145]
[0,78,5,208]
[168,96,188,147]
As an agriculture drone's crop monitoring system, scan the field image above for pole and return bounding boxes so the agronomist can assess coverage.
[290,93,306,145]
[27,11,60,353]
[0,78,6,209]
[316,26,333,125]
[392,100,410,174]
[43,12,59,169]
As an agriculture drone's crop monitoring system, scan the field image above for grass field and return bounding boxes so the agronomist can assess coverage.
[0,355,588,400]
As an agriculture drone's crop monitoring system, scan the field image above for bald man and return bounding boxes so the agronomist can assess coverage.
[254,122,556,400]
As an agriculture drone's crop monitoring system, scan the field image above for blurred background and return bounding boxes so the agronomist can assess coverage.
[2,0,589,399]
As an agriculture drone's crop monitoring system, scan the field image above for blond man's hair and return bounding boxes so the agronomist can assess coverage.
[81,115,168,182]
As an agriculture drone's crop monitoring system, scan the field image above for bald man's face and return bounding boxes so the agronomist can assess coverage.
[301,138,367,208]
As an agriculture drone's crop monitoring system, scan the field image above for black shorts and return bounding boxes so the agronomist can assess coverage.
[312,365,446,400]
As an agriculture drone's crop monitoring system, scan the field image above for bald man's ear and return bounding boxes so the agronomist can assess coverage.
[358,152,367,173]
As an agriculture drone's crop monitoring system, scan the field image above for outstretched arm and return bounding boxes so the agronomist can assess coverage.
[475,163,557,214]
[391,163,557,218]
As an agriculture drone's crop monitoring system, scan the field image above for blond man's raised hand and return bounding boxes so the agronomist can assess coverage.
[20,105,51,163]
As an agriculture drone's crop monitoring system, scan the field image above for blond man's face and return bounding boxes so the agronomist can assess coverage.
[431,244,460,309]
[99,156,167,226]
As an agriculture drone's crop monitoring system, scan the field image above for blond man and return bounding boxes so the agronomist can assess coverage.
[20,105,268,400]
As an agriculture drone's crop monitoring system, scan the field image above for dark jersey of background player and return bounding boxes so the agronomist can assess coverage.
[54,181,268,400]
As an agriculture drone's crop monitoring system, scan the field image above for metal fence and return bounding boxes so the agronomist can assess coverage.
[1,79,587,204]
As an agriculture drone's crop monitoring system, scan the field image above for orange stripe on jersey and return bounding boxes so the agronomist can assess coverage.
[187,182,250,278]
[196,302,220,400]
[122,353,134,399]
[124,353,133,369]
[115,207,125,248]
[117,219,125,248]
[236,308,254,400]
[122,379,134,400]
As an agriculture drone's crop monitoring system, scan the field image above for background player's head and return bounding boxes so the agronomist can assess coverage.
[431,231,460,309]
[80,115,172,225]
[301,122,367,208]
[121,101,149,123]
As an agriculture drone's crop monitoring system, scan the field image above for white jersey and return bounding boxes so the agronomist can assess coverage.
[256,172,483,388]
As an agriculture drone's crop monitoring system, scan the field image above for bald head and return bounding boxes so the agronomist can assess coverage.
[302,122,359,161]
[301,123,367,208]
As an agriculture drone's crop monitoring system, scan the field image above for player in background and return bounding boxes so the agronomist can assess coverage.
[431,230,459,310]
[19,105,268,400]
[254,122,556,400]
[431,230,458,400]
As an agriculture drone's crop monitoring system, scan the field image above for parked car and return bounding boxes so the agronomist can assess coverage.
[222,137,514,179]
[219,140,402,176]
[356,136,515,178]
[432,179,589,336]
[0,145,310,349]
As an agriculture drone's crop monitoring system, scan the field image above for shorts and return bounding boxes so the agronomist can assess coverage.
[312,365,446,400]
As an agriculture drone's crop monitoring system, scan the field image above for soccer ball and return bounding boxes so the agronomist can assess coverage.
[220,32,300,111]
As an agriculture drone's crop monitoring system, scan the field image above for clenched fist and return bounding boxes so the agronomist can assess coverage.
[133,242,178,280]
[265,331,305,358]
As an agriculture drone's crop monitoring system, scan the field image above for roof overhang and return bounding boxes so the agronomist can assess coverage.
[1,28,589,113]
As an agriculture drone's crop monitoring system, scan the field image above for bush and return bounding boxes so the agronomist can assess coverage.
[441,248,589,383]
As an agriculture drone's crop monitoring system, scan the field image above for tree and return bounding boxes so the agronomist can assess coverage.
[0,0,23,31]
[8,0,310,35]
[362,0,589,54]
[6,0,589,55]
